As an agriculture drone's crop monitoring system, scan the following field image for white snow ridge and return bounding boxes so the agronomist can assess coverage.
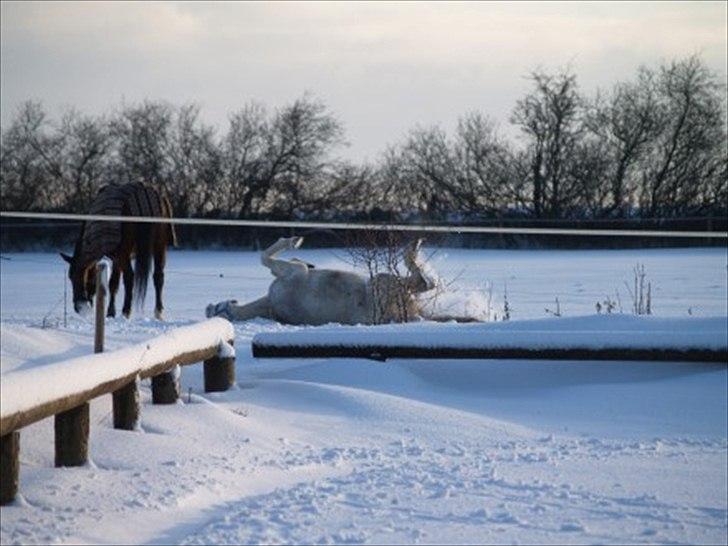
[0,248,726,545]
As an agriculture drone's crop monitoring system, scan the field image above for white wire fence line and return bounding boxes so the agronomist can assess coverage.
[0,255,273,282]
[1,210,726,238]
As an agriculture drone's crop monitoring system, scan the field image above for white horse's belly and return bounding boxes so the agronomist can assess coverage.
[269,269,371,325]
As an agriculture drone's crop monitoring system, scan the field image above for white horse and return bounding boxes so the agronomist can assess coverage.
[206,236,471,325]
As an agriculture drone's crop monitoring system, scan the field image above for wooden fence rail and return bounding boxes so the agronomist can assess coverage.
[0,317,236,505]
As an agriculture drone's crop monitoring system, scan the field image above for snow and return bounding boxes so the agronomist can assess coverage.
[253,314,728,351]
[98,259,111,292]
[1,246,727,545]
[218,340,236,359]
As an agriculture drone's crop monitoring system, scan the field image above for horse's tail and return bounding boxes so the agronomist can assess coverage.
[133,222,153,309]
[130,183,159,309]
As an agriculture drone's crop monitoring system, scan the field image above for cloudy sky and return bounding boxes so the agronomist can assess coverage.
[1,1,726,161]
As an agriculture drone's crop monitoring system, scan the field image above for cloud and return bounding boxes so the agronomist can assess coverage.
[2,1,202,53]
[1,1,725,160]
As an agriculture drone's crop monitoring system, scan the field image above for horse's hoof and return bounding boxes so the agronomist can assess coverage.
[154,310,164,321]
[206,300,237,320]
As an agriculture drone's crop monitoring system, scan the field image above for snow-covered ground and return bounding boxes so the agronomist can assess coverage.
[1,246,727,545]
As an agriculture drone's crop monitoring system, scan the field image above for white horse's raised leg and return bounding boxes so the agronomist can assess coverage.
[261,237,308,278]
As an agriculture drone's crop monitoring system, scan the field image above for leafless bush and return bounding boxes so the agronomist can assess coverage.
[545,296,562,317]
[595,294,618,314]
[624,263,652,315]
[502,282,512,321]
[345,230,420,324]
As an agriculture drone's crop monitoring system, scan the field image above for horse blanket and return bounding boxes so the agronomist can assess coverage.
[78,182,176,263]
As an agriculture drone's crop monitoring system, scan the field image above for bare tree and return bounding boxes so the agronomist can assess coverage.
[567,138,612,216]
[636,56,727,216]
[452,112,517,214]
[2,55,724,226]
[0,101,55,210]
[266,93,345,217]
[374,145,424,220]
[0,101,70,209]
[398,125,457,218]
[221,102,268,217]
[511,68,583,218]
[108,100,174,194]
[307,160,377,219]
[169,103,222,216]
[55,108,112,211]
[382,114,517,220]
[585,68,661,216]
[221,93,343,219]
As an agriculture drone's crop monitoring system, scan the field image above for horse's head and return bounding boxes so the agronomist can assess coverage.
[60,252,96,315]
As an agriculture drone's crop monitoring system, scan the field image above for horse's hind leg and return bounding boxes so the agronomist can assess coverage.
[121,261,134,319]
[404,238,435,293]
[153,244,166,320]
[107,263,121,317]
[261,237,307,278]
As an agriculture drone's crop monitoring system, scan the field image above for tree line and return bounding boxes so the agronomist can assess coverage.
[1,55,726,223]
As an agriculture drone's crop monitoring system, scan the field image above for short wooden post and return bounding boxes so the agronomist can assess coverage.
[55,403,89,467]
[152,368,180,404]
[204,341,236,392]
[203,356,235,392]
[0,432,20,505]
[113,379,140,430]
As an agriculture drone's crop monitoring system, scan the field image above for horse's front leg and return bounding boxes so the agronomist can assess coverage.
[153,249,166,321]
[107,263,121,317]
[121,262,134,319]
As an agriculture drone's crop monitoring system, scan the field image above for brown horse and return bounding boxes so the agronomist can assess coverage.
[60,182,177,319]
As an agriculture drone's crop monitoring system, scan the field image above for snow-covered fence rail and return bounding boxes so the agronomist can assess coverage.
[0,318,235,505]
[252,316,728,363]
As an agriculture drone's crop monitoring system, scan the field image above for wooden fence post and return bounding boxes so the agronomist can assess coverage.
[113,379,140,430]
[55,403,89,467]
[0,432,19,505]
[94,262,107,354]
[91,261,141,431]
[204,341,235,392]
[52,262,106,466]
[152,367,180,404]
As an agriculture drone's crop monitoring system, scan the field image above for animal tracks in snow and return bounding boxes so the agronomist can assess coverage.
[179,437,726,545]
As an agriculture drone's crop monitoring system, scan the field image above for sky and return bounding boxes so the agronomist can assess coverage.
[1,1,726,162]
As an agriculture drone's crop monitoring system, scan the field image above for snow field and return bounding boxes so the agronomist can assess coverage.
[1,247,726,544]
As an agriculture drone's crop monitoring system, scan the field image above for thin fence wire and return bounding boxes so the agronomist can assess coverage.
[0,254,272,281]
[1,210,726,238]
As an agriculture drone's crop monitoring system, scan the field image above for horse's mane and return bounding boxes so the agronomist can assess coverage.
[72,222,91,267]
